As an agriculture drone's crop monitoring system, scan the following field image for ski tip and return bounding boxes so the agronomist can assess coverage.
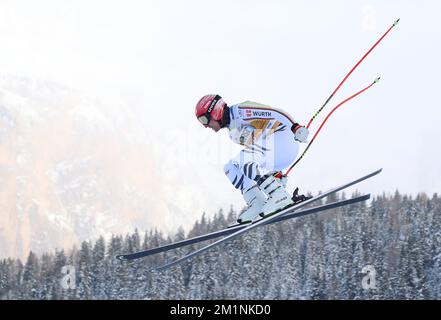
[115,254,128,261]
[374,76,381,83]
[394,18,400,26]
[368,168,383,178]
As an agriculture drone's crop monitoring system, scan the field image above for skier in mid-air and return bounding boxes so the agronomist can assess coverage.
[195,95,309,224]
[118,20,396,264]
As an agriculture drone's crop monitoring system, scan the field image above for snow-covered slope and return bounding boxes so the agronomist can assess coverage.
[0,75,168,259]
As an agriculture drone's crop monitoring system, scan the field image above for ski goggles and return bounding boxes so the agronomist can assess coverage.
[197,114,210,125]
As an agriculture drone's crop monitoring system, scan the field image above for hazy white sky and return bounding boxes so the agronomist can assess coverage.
[1,0,440,229]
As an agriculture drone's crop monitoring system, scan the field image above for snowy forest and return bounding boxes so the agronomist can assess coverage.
[1,191,440,300]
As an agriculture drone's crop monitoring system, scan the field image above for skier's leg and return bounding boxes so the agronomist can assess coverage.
[255,129,300,216]
[223,160,256,193]
[224,150,268,223]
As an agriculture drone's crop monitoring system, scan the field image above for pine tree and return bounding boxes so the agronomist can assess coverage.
[22,251,40,299]
[39,254,54,299]
[277,222,302,299]
[0,258,18,299]
[51,249,68,299]
[106,235,127,299]
[76,241,94,299]
[91,236,107,299]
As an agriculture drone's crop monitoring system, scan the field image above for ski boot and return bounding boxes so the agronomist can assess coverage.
[258,173,294,218]
[236,185,268,224]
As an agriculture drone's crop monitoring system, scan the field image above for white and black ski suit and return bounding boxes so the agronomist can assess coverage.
[224,101,300,193]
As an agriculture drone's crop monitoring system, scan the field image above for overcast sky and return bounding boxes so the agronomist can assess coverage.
[1,0,440,230]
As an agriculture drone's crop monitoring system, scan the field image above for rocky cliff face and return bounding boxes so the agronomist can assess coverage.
[0,75,168,259]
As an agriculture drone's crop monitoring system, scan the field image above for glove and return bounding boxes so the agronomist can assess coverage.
[293,124,309,143]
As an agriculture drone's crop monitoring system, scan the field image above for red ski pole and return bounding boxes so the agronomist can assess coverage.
[306,18,399,129]
[284,19,400,176]
[285,77,380,176]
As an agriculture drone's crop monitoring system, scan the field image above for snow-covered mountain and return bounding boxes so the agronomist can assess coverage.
[0,75,169,259]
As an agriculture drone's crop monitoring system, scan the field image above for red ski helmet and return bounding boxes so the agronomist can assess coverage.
[195,94,226,126]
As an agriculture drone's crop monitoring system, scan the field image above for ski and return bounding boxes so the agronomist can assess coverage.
[154,168,382,271]
[115,193,369,261]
